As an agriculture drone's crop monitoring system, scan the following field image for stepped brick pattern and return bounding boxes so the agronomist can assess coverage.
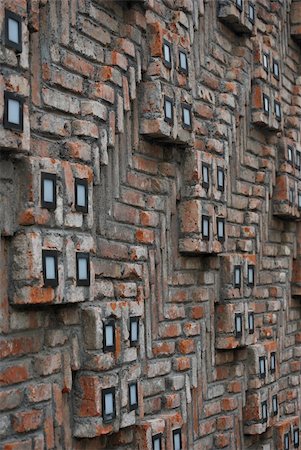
[3,0,301,448]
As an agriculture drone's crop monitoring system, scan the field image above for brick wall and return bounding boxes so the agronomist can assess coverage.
[1,0,301,448]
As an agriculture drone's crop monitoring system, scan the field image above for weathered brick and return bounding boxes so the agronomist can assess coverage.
[1,1,301,449]
[27,384,52,403]
[34,353,61,376]
[0,364,31,386]
[0,389,23,411]
[12,409,43,433]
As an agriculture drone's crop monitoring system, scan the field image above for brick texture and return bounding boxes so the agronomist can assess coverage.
[1,0,301,449]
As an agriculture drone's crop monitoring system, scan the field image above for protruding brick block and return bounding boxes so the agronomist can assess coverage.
[11,231,95,306]
[273,416,299,450]
[273,174,300,219]
[243,388,269,435]
[215,301,256,349]
[246,342,279,390]
[139,81,194,145]
[219,254,256,301]
[252,84,282,131]
[218,0,255,35]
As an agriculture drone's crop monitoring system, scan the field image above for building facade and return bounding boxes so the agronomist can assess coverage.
[1,0,301,448]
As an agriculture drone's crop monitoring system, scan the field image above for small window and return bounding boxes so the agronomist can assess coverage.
[5,10,22,53]
[41,173,57,210]
[217,218,225,243]
[259,356,266,379]
[296,150,301,169]
[130,317,139,347]
[202,163,210,189]
[270,352,276,374]
[261,400,268,423]
[247,265,255,287]
[272,394,278,416]
[172,429,182,450]
[102,387,116,423]
[179,50,188,74]
[129,381,138,411]
[263,53,269,72]
[236,0,243,11]
[289,188,295,206]
[294,428,299,448]
[248,2,255,24]
[263,94,270,115]
[42,250,58,288]
[75,178,88,213]
[234,266,241,288]
[273,59,280,80]
[182,104,192,130]
[152,434,162,450]
[235,313,243,338]
[288,146,294,165]
[298,192,301,210]
[76,252,90,286]
[164,96,174,125]
[248,312,254,334]
[217,167,224,192]
[163,41,172,68]
[284,432,290,450]
[103,319,115,352]
[274,101,281,121]
[3,91,24,132]
[202,215,210,241]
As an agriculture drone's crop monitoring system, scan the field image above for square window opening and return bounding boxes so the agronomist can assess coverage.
[4,91,24,132]
[164,96,174,125]
[41,172,57,210]
[42,250,58,288]
[76,252,90,286]
[103,319,115,352]
[202,215,210,241]
[5,10,22,52]
[102,387,116,423]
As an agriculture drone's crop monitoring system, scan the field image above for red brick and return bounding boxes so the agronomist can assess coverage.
[117,38,136,57]
[62,51,95,78]
[221,397,238,412]
[135,228,155,244]
[173,356,191,371]
[0,336,41,359]
[94,82,115,103]
[140,211,159,227]
[159,323,182,338]
[189,305,205,319]
[177,338,196,354]
[0,364,30,386]
[12,409,43,433]
[217,416,234,431]
[204,401,222,417]
[79,376,101,417]
[27,384,52,403]
[133,155,158,174]
[114,203,140,225]
[44,411,55,450]
[199,418,216,436]
[152,341,175,356]
[53,384,63,426]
